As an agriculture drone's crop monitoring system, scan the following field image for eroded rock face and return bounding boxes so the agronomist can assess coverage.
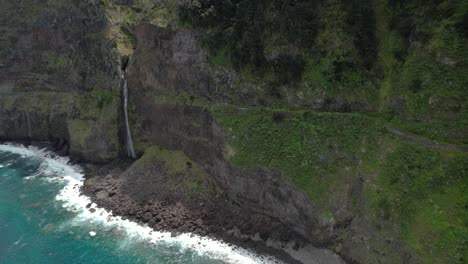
[0,92,72,143]
[81,154,319,264]
[127,24,334,247]
[131,24,214,99]
[130,23,260,104]
[0,0,121,162]
[1,0,119,92]
[130,102,334,244]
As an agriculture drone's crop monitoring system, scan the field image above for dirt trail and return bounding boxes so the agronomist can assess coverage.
[386,126,468,152]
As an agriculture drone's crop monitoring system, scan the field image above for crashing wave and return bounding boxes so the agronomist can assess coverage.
[0,143,281,264]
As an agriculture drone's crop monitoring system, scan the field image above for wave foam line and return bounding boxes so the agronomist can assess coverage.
[0,143,281,264]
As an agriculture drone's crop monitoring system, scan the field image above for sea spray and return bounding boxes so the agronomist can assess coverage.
[0,143,280,264]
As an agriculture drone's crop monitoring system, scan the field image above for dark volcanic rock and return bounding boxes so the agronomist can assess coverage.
[143,212,152,222]
[82,158,321,264]
[124,23,339,251]
[391,96,407,115]
[0,0,121,163]
[126,99,330,246]
[131,24,218,101]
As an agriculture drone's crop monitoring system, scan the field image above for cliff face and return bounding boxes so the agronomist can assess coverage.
[0,0,121,162]
[127,23,334,246]
[0,0,467,264]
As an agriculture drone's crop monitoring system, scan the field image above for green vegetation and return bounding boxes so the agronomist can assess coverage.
[179,0,467,122]
[44,52,70,72]
[0,92,74,114]
[0,92,75,140]
[91,90,116,109]
[67,92,120,161]
[213,105,467,263]
[68,119,93,149]
[0,0,119,93]
[214,106,383,204]
[129,146,222,195]
[1,0,466,262]
[178,0,379,99]
[365,142,468,263]
[104,0,180,55]
[0,92,120,162]
[388,116,468,146]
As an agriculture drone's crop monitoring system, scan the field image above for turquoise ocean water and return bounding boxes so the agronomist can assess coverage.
[0,144,276,264]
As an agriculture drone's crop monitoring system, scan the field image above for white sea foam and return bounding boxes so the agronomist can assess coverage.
[0,143,281,264]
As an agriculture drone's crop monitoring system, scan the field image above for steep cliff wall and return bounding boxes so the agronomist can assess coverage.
[125,20,467,263]
[0,0,122,162]
[127,23,330,245]
[0,1,466,263]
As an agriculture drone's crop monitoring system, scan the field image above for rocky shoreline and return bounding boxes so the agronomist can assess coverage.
[80,159,344,264]
[1,140,345,264]
[81,160,300,264]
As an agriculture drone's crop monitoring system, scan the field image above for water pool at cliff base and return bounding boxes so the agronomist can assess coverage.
[0,144,278,264]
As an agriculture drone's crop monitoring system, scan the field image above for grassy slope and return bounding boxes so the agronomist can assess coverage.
[365,142,467,263]
[214,107,382,204]
[128,145,222,198]
[213,105,467,263]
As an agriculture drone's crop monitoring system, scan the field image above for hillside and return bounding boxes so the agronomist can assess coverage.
[0,0,466,263]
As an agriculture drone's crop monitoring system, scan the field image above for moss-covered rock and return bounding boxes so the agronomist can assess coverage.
[125,145,222,201]
[0,0,123,162]
[0,91,121,162]
[0,92,74,141]
[68,94,121,162]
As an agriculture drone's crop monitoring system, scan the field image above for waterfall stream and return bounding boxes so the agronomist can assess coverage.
[25,112,32,139]
[122,71,137,159]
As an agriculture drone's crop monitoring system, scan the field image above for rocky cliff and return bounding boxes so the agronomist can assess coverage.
[0,0,467,263]
[0,0,122,162]
[120,24,340,261]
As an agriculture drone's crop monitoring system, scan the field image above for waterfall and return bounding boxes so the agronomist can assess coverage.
[25,112,32,139]
[122,70,137,159]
